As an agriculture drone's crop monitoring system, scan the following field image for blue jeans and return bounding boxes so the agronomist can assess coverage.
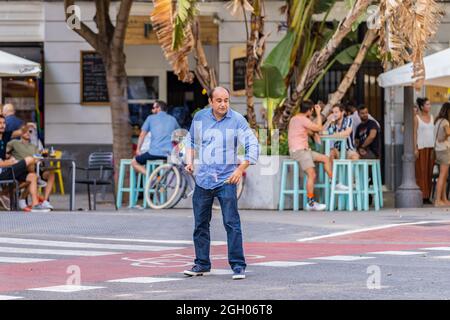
[192,183,246,271]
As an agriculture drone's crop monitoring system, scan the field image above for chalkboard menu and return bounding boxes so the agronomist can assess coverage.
[80,51,109,105]
[232,57,247,92]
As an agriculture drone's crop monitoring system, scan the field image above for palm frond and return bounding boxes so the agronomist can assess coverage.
[378,0,444,89]
[225,0,254,16]
[150,0,194,83]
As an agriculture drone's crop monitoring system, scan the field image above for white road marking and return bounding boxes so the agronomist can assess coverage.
[78,236,227,246]
[0,295,23,300]
[0,237,183,251]
[422,247,450,251]
[434,256,450,259]
[108,277,182,284]
[310,255,375,261]
[0,257,54,263]
[28,285,104,293]
[0,246,120,256]
[367,251,426,256]
[250,261,316,267]
[296,220,450,242]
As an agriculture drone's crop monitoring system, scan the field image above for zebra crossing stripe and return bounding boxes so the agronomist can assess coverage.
[0,246,120,256]
[0,237,183,252]
[0,257,54,263]
[28,285,105,293]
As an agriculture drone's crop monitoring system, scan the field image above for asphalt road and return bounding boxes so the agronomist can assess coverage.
[0,207,450,300]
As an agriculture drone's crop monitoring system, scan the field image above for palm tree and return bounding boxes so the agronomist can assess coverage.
[273,0,374,130]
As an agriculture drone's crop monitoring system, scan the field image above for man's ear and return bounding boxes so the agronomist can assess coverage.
[208,98,212,105]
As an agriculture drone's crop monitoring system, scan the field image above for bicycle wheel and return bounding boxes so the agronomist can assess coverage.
[212,175,246,211]
[145,164,182,209]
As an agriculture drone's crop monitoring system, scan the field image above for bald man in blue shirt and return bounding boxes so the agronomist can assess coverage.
[183,87,259,280]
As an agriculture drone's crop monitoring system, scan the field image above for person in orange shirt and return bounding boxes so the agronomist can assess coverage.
[288,100,347,211]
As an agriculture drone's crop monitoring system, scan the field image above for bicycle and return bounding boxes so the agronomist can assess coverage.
[144,129,245,210]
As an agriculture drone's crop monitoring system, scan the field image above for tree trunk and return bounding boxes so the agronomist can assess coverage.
[245,1,264,130]
[103,53,133,181]
[273,0,373,130]
[323,29,378,115]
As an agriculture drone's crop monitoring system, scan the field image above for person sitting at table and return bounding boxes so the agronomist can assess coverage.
[6,124,55,211]
[324,104,360,162]
[288,100,348,211]
[355,105,381,159]
[0,116,49,212]
[131,100,180,175]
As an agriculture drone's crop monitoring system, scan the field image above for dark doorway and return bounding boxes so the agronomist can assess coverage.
[166,71,209,129]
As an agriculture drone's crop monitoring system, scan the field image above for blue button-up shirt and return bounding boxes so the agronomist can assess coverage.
[142,111,180,157]
[188,107,259,189]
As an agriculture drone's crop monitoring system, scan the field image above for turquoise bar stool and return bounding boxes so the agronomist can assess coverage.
[131,160,165,208]
[317,136,346,210]
[116,159,133,209]
[353,160,382,211]
[329,159,355,211]
[279,159,307,211]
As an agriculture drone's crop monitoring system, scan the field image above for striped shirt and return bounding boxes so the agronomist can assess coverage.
[328,116,356,151]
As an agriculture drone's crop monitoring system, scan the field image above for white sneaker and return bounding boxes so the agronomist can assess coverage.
[18,199,28,210]
[335,183,350,191]
[40,200,54,210]
[305,201,327,211]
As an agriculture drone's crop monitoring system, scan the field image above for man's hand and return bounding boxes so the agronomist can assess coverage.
[314,104,322,114]
[226,167,244,185]
[185,163,194,174]
[359,148,367,156]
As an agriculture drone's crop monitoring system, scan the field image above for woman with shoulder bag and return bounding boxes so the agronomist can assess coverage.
[433,102,450,207]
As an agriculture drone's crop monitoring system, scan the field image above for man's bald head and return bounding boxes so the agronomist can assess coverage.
[3,103,15,116]
[209,86,230,119]
[209,86,230,100]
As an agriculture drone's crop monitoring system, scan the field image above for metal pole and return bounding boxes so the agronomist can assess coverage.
[395,86,423,208]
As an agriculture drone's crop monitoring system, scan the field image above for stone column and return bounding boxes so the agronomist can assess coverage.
[395,86,423,208]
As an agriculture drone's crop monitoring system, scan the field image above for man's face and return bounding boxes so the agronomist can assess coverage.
[359,108,369,122]
[332,107,343,121]
[209,88,229,117]
[151,103,160,114]
[21,127,31,141]
[0,118,5,133]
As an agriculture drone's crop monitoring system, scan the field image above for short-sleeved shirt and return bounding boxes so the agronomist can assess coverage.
[5,115,23,133]
[355,119,380,156]
[6,140,39,161]
[328,116,356,151]
[288,115,315,152]
[141,111,180,157]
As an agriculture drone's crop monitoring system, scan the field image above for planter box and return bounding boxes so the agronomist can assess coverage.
[174,155,296,210]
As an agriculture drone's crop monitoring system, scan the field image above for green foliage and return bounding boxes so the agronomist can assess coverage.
[172,0,198,51]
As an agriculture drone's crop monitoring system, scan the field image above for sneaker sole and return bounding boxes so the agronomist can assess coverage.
[183,271,210,277]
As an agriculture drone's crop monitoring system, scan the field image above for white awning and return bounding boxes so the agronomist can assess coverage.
[378,48,450,88]
[0,50,41,77]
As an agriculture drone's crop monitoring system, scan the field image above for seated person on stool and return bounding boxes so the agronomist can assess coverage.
[6,124,55,211]
[0,117,49,212]
[324,104,360,162]
[355,105,381,159]
[288,100,335,211]
[131,100,180,175]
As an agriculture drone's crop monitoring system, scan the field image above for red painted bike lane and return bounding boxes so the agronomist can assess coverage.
[0,222,449,293]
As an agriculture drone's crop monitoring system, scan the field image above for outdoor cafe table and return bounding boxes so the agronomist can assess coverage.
[316,135,346,210]
[36,157,76,211]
